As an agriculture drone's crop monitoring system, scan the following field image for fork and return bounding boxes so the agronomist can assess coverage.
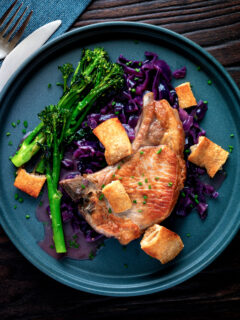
[0,0,33,60]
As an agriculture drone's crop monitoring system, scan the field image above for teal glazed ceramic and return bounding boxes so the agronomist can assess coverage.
[0,22,239,296]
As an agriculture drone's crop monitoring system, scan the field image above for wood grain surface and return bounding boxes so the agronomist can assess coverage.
[0,1,239,319]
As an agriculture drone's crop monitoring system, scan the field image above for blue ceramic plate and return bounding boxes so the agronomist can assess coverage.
[0,22,239,296]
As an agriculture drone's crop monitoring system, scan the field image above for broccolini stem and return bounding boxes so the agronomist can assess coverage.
[46,163,66,253]
[11,131,45,167]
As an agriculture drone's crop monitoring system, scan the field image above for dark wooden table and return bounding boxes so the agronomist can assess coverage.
[0,1,239,319]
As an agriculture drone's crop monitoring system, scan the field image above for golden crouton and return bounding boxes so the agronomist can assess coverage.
[188,136,229,178]
[93,118,132,165]
[102,180,132,213]
[175,82,197,109]
[140,224,184,264]
[14,168,46,198]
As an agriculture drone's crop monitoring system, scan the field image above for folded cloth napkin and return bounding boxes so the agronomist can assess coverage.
[1,0,91,39]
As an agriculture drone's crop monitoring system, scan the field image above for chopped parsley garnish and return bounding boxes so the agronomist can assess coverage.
[112,174,116,178]
[14,193,19,200]
[195,199,199,204]
[117,165,121,169]
[134,77,139,81]
[157,148,162,154]
[138,62,142,66]
[133,200,137,204]
[155,177,159,180]
[135,68,140,72]
[73,234,78,240]
[23,120,28,128]
[11,122,16,128]
[50,244,54,249]
[168,182,173,187]
[17,120,20,125]
[115,111,120,115]
[101,184,105,189]
[207,80,212,85]
[112,101,116,106]
[89,252,94,260]
[108,208,112,213]
[131,88,136,93]
[181,192,186,197]
[186,233,191,237]
[18,197,24,203]
[6,132,11,136]
[8,141,13,146]
[229,145,234,153]
[25,215,30,219]
[99,194,104,201]
[140,151,144,155]
[48,83,52,88]
[145,178,148,183]
[118,177,123,180]
[185,149,190,154]
[230,134,234,137]
[14,205,17,209]
[143,195,148,199]
[204,100,208,104]
[131,176,135,179]
[148,185,152,189]
[143,201,147,204]
[138,209,142,213]
[138,182,143,186]
[81,184,86,189]
[39,201,43,207]
[22,129,27,134]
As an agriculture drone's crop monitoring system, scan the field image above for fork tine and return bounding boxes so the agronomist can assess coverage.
[0,0,18,27]
[0,3,23,37]
[10,10,33,48]
[5,6,28,41]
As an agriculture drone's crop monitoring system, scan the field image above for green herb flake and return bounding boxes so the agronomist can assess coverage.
[139,62,142,66]
[18,197,24,203]
[138,182,143,186]
[115,111,120,115]
[131,88,136,93]
[145,178,148,183]
[155,177,160,181]
[143,195,148,199]
[50,244,54,249]
[112,101,116,106]
[131,176,135,179]
[89,252,94,260]
[135,68,140,72]
[23,120,28,128]
[229,145,234,153]
[39,201,43,207]
[181,192,186,197]
[134,77,139,81]
[123,263,128,268]
[25,215,30,219]
[168,182,173,187]
[14,205,17,209]
[204,100,208,104]
[207,80,212,85]
[99,194,104,201]
[14,193,19,200]
[230,134,234,138]
[186,233,191,237]
[11,122,16,128]
[108,208,112,214]
[118,177,123,180]
[140,151,144,155]
[157,148,162,154]
[148,185,152,189]
[194,194,198,199]
[143,201,147,204]
[133,200,137,204]
[81,184,86,189]
[22,129,27,134]
[185,149,190,154]
[117,165,121,169]
[48,83,52,88]
[197,66,201,71]
[138,209,142,213]
[17,120,20,125]
[6,132,11,136]
[195,199,199,204]
[101,184,105,189]
[8,141,13,146]
[112,174,116,178]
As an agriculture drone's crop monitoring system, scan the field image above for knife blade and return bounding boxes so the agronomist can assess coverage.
[0,20,62,92]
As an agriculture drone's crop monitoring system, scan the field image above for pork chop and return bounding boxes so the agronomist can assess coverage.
[60,93,186,245]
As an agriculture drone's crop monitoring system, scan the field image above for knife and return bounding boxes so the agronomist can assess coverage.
[0,20,62,92]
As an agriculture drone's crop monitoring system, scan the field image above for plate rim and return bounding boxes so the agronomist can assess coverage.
[0,21,239,296]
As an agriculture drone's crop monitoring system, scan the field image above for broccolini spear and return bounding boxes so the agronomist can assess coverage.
[12,48,124,253]
[11,48,118,167]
